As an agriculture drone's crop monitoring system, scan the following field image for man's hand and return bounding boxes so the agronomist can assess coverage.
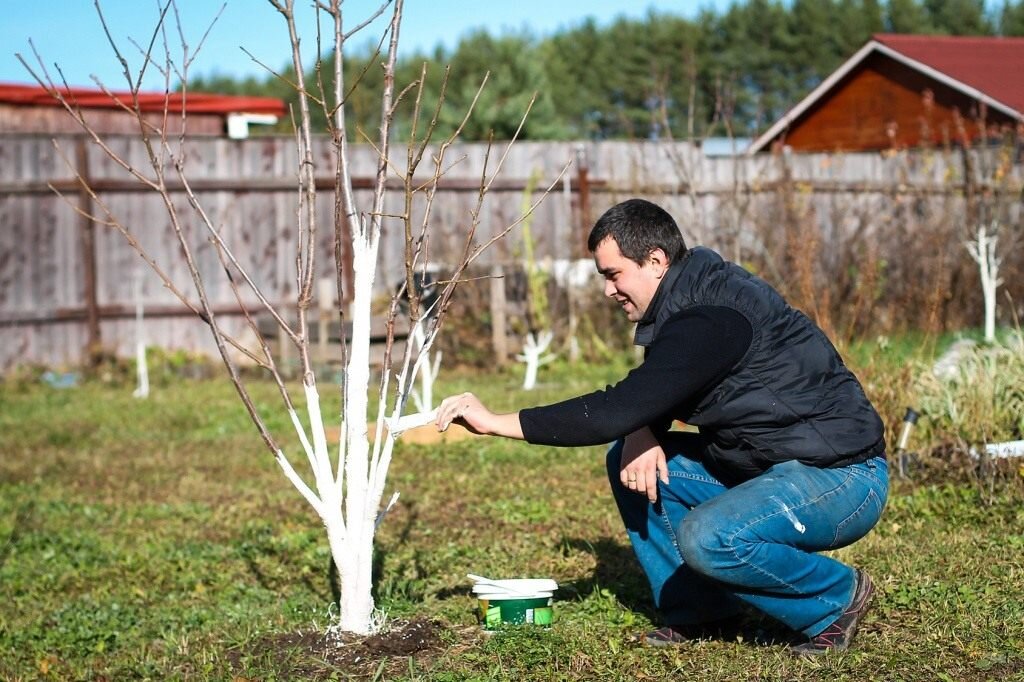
[620,426,669,503]
[436,392,491,433]
[435,392,525,440]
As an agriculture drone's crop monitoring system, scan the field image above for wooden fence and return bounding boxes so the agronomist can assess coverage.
[1,134,1021,369]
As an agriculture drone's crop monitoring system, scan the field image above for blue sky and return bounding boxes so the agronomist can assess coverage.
[2,1,730,89]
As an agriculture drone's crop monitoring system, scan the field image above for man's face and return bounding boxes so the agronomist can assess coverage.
[593,237,668,322]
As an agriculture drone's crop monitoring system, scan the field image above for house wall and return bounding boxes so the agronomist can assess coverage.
[780,53,1020,152]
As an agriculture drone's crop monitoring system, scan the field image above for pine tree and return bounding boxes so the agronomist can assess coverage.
[886,0,935,33]
[998,0,1024,34]
[437,31,566,140]
[924,0,992,34]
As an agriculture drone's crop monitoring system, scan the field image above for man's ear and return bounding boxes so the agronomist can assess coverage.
[648,248,670,276]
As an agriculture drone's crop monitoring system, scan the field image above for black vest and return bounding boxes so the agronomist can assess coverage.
[636,247,885,481]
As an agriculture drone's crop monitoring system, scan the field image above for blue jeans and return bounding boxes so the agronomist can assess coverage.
[607,432,888,636]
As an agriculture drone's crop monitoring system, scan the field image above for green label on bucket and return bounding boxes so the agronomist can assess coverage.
[532,606,553,626]
[485,606,502,628]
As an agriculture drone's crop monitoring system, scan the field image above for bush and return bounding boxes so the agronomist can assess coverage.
[913,332,1024,447]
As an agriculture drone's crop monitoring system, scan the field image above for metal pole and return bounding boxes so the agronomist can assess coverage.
[895,407,920,478]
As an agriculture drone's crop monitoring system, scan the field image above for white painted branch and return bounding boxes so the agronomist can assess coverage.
[275,450,325,519]
[388,409,439,436]
[368,429,397,536]
[303,380,339,505]
[335,416,347,489]
[374,491,400,529]
[288,408,323,491]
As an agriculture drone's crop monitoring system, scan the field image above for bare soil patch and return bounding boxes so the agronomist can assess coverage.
[229,618,451,679]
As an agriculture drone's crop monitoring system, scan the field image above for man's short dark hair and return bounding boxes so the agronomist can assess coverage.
[587,198,688,265]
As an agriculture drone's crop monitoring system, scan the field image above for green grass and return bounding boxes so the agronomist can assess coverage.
[1,359,1023,680]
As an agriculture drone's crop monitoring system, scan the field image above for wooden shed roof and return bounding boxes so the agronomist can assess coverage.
[750,34,1024,153]
[0,82,286,117]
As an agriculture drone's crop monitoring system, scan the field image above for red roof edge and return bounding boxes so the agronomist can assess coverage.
[0,82,286,117]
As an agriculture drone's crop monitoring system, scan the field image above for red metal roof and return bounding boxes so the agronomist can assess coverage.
[873,34,1024,114]
[0,82,286,116]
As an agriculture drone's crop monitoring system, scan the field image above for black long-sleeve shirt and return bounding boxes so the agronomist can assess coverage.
[519,305,752,446]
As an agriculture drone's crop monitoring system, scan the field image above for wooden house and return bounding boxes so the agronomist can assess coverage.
[0,82,285,138]
[750,34,1024,153]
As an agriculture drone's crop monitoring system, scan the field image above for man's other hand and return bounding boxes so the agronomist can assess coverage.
[620,426,669,503]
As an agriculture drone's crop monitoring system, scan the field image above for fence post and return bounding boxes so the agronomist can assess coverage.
[76,138,102,365]
[489,263,507,365]
[575,144,592,258]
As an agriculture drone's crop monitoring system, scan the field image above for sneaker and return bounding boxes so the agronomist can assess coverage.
[643,619,738,647]
[790,569,875,656]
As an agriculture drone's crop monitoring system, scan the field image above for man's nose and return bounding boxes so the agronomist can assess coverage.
[603,279,616,298]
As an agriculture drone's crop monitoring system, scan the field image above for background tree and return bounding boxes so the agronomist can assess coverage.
[998,0,1024,34]
[887,0,936,31]
[433,31,566,140]
[789,0,844,92]
[924,0,993,33]
[540,18,615,138]
[711,0,798,133]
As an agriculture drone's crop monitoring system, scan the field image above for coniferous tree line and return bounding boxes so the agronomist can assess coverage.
[190,0,1024,140]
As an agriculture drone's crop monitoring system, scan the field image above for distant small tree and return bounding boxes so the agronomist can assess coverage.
[965,220,1003,342]
[958,117,1020,343]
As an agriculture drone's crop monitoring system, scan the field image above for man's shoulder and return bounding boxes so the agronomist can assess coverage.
[656,305,753,339]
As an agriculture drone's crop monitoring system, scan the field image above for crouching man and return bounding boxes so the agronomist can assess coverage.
[437,198,888,655]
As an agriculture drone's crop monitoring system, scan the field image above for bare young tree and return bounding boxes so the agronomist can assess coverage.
[20,0,561,635]
[966,219,1003,343]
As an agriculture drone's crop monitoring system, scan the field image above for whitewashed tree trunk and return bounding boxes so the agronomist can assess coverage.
[517,330,555,390]
[965,221,1003,343]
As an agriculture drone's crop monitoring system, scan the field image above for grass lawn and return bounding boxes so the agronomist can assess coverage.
[1,359,1022,680]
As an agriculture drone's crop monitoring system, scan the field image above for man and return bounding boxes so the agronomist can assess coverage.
[436,198,888,656]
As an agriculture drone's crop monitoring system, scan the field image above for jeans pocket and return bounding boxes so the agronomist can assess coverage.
[832,487,884,548]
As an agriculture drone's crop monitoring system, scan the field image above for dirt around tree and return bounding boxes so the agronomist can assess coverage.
[228,618,466,679]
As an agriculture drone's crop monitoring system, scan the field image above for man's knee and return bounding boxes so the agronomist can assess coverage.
[676,507,735,578]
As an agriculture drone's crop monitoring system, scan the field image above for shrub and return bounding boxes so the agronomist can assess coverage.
[913,333,1024,447]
